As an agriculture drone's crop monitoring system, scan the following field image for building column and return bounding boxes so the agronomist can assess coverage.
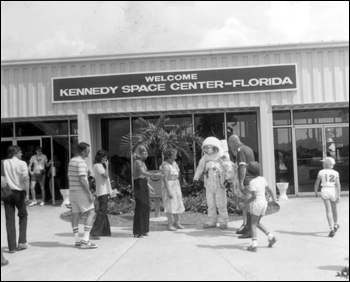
[259,96,276,196]
[77,108,93,173]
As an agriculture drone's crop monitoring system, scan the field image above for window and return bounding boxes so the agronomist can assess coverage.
[102,118,132,185]
[1,123,13,137]
[293,108,349,125]
[226,112,259,162]
[16,121,68,136]
[273,111,291,126]
[273,128,294,194]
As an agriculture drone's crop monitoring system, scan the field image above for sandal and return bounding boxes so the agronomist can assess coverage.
[80,240,98,249]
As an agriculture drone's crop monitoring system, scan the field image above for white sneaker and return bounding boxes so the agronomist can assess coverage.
[28,201,37,207]
[40,202,45,206]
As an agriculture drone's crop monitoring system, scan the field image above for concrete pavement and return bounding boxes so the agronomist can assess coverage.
[1,196,349,281]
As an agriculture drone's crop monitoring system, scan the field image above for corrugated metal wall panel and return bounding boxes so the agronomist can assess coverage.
[1,45,349,119]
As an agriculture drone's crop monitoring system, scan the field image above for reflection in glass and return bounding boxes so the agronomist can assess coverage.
[16,121,69,136]
[103,118,132,186]
[273,128,294,194]
[296,128,323,193]
[53,137,70,191]
[226,112,259,162]
[273,111,291,126]
[293,108,349,125]
[70,120,78,135]
[326,127,349,191]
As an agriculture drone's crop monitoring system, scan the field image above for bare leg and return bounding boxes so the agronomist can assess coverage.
[72,212,81,229]
[257,216,269,234]
[330,201,338,224]
[85,209,96,227]
[323,199,334,228]
[40,184,45,203]
[30,181,37,202]
[250,214,259,240]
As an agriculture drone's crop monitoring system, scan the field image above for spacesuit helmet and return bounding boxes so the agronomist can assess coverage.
[202,137,221,155]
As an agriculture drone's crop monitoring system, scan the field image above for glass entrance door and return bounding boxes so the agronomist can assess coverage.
[295,127,323,193]
[295,126,349,194]
[16,138,41,166]
[325,126,349,192]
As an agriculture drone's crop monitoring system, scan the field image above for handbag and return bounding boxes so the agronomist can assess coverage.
[1,184,13,199]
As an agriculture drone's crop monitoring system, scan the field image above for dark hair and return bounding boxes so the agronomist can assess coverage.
[7,145,21,159]
[164,148,177,161]
[77,142,90,154]
[35,146,42,151]
[94,149,108,164]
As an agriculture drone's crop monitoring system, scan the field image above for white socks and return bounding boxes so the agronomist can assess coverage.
[83,226,92,241]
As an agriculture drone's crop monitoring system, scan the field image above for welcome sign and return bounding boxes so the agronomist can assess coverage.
[52,64,297,103]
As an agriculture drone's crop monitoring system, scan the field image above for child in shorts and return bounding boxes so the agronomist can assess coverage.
[314,157,341,237]
[239,161,277,252]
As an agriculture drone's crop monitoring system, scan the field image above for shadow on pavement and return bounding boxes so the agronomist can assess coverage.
[274,230,329,237]
[318,265,344,271]
[29,241,74,249]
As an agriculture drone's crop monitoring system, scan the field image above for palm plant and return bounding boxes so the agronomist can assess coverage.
[120,115,203,168]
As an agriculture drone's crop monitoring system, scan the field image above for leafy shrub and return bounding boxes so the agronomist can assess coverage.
[89,173,241,216]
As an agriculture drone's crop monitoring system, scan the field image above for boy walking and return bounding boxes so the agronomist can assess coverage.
[314,157,341,237]
[239,161,277,252]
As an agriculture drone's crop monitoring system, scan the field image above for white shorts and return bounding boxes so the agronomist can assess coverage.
[70,190,94,213]
[321,188,338,202]
[249,201,267,216]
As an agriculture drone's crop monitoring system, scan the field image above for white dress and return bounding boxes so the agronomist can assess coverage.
[160,162,185,214]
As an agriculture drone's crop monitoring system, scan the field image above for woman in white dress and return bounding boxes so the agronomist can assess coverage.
[160,148,185,231]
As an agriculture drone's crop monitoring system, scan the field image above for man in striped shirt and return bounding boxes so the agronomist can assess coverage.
[68,142,97,249]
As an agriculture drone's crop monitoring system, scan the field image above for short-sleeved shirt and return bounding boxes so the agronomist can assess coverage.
[133,159,147,179]
[30,154,48,174]
[94,163,112,197]
[68,156,88,191]
[249,176,268,203]
[237,144,255,185]
[3,157,29,191]
[317,168,339,189]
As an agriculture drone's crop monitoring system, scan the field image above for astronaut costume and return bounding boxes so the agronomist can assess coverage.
[193,137,234,229]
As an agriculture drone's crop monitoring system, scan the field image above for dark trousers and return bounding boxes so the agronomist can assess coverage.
[91,194,111,236]
[133,178,150,236]
[3,190,28,251]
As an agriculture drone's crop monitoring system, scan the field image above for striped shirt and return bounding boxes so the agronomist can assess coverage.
[68,156,88,191]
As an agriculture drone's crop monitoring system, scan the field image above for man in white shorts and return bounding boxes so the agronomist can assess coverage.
[314,157,341,237]
[68,142,97,249]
